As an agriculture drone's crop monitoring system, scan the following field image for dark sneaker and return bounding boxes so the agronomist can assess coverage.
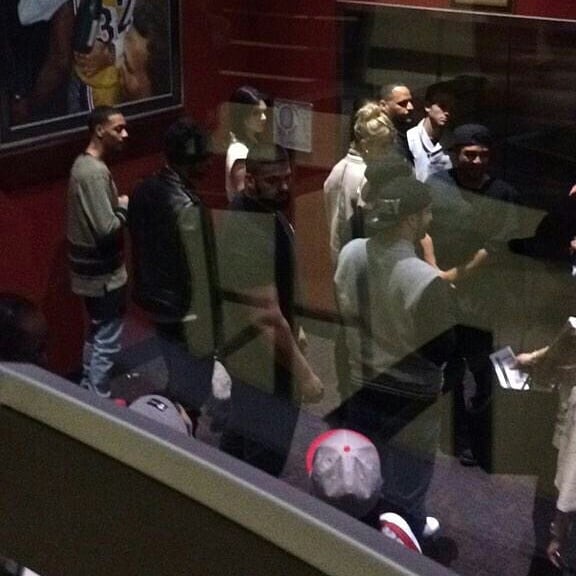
[93,386,112,399]
[458,448,478,467]
[79,380,111,399]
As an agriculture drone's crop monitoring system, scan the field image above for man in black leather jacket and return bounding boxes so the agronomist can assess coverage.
[128,119,217,421]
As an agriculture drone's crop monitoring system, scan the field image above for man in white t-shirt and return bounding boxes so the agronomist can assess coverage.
[407,82,453,183]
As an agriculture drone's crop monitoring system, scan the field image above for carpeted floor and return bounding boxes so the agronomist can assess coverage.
[107,314,561,576]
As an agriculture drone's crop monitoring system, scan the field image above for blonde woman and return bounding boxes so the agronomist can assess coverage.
[324,102,396,263]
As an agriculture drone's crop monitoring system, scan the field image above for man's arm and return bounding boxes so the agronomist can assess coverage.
[444,247,489,284]
[11,1,74,122]
[240,282,324,403]
[29,1,74,109]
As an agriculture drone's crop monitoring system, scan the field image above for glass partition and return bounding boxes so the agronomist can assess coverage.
[2,1,576,575]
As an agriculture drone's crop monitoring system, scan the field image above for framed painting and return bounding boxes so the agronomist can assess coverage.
[0,0,182,150]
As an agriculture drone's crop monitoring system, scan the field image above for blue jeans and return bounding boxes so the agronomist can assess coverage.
[81,286,127,396]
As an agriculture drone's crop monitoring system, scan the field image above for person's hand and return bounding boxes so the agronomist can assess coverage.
[547,538,563,569]
[439,267,458,285]
[118,195,129,210]
[568,184,576,197]
[513,347,549,371]
[513,352,538,370]
[299,373,324,404]
[74,41,115,77]
[570,237,576,255]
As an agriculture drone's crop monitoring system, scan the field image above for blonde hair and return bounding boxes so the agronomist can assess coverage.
[353,102,395,156]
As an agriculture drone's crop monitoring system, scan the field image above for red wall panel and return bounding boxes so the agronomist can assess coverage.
[515,0,576,19]
[343,0,576,19]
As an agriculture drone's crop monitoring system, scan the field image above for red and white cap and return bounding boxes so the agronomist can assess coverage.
[306,429,382,519]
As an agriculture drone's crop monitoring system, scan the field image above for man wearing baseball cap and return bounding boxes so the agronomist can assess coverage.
[334,169,457,542]
[306,428,423,553]
[426,123,519,469]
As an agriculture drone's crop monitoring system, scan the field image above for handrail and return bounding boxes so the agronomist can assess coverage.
[0,363,454,576]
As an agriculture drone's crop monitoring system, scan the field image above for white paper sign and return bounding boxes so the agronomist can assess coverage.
[490,346,529,390]
[273,99,313,153]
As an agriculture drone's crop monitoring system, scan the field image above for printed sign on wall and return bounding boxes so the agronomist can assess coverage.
[273,99,313,153]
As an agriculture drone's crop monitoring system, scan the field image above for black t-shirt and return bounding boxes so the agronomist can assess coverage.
[428,169,518,271]
[219,195,296,327]
[216,194,297,393]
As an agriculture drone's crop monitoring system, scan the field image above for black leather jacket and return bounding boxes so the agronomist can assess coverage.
[128,167,215,321]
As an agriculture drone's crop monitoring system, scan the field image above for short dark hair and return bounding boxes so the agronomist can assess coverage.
[379,82,408,101]
[424,81,454,108]
[164,118,209,167]
[87,105,120,133]
[229,85,268,142]
[132,0,170,96]
[245,143,289,176]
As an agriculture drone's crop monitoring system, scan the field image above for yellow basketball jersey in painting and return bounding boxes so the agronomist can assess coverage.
[74,0,134,106]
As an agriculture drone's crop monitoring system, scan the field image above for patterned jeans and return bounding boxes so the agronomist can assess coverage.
[81,286,127,397]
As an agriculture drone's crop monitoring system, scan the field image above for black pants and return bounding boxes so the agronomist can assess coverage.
[443,324,494,468]
[155,321,214,416]
[342,385,441,540]
[220,367,299,478]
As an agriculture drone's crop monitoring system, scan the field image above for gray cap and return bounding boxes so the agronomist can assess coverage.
[129,395,190,435]
[364,176,431,230]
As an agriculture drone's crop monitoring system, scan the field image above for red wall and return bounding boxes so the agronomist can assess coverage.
[0,0,337,374]
[0,0,206,374]
[346,0,576,18]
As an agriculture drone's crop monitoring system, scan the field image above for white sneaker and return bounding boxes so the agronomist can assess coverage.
[422,516,440,539]
[379,513,422,553]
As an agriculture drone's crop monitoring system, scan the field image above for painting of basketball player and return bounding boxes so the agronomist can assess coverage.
[119,0,170,101]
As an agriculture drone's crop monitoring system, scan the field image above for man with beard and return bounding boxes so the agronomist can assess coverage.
[426,124,518,468]
[379,82,415,165]
[335,171,457,541]
[217,143,324,476]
